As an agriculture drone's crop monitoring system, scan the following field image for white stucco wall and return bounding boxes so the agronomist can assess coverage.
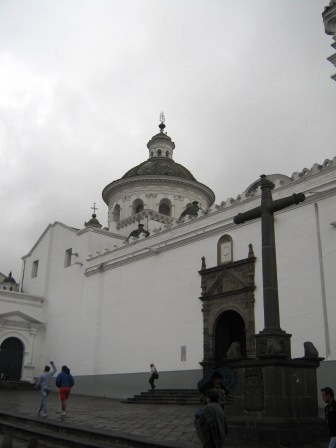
[12,161,336,392]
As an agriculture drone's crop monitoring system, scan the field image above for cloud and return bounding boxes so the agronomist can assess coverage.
[0,0,335,279]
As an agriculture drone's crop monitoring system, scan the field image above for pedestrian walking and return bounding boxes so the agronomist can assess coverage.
[149,363,159,390]
[35,361,57,417]
[56,365,74,416]
[194,388,226,448]
[321,387,336,448]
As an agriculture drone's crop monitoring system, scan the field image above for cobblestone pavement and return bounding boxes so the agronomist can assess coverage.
[0,390,329,447]
[0,389,201,447]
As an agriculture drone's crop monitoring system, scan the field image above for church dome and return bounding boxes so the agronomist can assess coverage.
[3,272,16,284]
[121,114,197,181]
[102,114,215,236]
[121,157,196,181]
[84,214,102,229]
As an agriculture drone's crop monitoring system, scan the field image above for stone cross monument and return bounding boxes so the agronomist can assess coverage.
[227,175,324,444]
[234,174,305,358]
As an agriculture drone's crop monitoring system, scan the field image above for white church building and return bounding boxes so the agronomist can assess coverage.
[0,117,335,403]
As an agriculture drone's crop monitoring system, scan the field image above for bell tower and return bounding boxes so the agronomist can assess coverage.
[322,1,336,81]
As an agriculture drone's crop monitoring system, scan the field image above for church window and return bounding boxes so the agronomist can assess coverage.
[166,151,169,157]
[113,204,121,223]
[159,199,171,216]
[32,260,39,278]
[150,151,154,157]
[132,199,144,216]
[64,248,72,268]
[217,235,233,265]
[157,149,162,156]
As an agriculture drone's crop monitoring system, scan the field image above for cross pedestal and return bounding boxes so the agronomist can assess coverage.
[226,357,324,444]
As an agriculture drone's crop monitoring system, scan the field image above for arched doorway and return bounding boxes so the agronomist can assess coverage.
[215,311,246,367]
[0,337,24,381]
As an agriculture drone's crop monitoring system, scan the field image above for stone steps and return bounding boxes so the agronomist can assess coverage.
[122,389,204,405]
[123,389,234,406]
[0,411,184,448]
[0,381,35,390]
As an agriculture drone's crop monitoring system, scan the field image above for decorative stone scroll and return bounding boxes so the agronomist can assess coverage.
[244,367,264,412]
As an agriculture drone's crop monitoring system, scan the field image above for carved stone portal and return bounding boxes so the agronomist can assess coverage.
[199,253,256,373]
[244,367,264,412]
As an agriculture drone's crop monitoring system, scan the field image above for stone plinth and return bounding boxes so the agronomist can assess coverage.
[227,357,325,444]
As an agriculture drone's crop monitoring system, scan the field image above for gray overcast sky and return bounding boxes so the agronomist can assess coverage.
[1,0,335,280]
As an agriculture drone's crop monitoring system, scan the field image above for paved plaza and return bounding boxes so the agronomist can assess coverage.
[0,389,200,447]
[0,390,329,447]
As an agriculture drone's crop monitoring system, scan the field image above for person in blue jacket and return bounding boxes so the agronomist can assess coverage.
[55,365,74,416]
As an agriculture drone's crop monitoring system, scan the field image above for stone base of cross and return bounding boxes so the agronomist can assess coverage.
[255,329,292,358]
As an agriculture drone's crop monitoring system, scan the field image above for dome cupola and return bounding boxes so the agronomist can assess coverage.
[84,203,103,229]
[146,112,175,160]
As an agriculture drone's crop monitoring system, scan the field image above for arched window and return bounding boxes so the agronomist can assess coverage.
[157,149,162,156]
[159,199,171,216]
[150,151,154,157]
[166,151,169,157]
[217,235,233,265]
[113,204,121,223]
[132,199,144,216]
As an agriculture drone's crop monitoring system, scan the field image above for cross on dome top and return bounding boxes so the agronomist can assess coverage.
[159,111,166,132]
[91,202,98,214]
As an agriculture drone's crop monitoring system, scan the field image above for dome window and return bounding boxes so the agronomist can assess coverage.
[132,199,144,216]
[157,149,162,156]
[166,151,169,157]
[159,199,171,216]
[113,204,121,223]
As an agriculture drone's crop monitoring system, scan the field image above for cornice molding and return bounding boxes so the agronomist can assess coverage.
[102,175,215,206]
[85,181,336,277]
[117,209,175,229]
[0,291,44,307]
[76,227,124,239]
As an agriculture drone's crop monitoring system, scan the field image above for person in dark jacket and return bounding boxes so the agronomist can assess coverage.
[210,372,229,411]
[149,363,158,390]
[56,365,74,416]
[199,371,229,411]
[322,387,336,448]
[195,388,226,448]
